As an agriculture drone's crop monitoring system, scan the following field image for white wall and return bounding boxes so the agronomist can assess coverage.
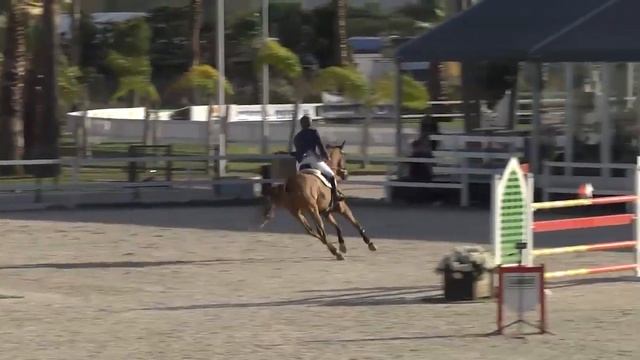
[65,113,413,147]
[69,104,323,123]
[189,103,322,122]
[352,53,394,83]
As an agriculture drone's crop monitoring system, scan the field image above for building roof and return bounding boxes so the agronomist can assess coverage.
[395,0,608,63]
[529,0,640,62]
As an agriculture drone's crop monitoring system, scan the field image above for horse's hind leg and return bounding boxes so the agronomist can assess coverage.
[324,213,346,254]
[309,207,344,261]
[336,202,376,252]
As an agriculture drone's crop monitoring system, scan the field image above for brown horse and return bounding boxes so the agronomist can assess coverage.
[261,142,376,260]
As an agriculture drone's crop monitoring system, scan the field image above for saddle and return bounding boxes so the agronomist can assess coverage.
[299,168,333,189]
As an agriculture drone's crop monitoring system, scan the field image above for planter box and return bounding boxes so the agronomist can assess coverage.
[443,269,493,301]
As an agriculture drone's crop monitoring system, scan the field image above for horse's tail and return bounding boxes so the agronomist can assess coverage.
[260,186,275,227]
[260,183,286,229]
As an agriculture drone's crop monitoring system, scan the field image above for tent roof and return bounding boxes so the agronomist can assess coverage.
[529,0,640,62]
[395,0,608,63]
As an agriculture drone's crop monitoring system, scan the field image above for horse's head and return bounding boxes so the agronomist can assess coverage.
[326,141,348,180]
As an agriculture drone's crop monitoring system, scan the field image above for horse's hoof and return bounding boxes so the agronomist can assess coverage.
[368,243,377,251]
[339,244,347,254]
[335,253,345,261]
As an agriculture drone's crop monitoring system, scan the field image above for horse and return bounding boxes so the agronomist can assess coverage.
[261,142,376,260]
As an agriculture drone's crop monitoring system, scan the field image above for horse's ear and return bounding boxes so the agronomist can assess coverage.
[339,141,346,149]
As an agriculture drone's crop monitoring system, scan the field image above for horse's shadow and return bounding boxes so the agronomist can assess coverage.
[304,332,498,344]
[136,285,452,312]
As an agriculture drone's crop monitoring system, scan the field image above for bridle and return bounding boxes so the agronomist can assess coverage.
[327,146,348,180]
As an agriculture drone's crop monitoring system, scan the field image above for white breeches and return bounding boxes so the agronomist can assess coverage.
[297,153,336,179]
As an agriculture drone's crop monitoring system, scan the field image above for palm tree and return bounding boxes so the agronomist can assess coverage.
[256,39,303,151]
[334,0,349,66]
[107,51,159,145]
[170,64,233,174]
[0,0,27,175]
[190,0,202,66]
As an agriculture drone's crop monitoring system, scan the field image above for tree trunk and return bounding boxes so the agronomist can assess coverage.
[36,0,61,177]
[70,0,81,66]
[334,0,349,66]
[0,0,27,175]
[190,0,202,66]
[206,97,216,176]
[23,56,43,175]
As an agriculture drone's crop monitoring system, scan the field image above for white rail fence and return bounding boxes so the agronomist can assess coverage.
[0,149,521,207]
[540,161,637,201]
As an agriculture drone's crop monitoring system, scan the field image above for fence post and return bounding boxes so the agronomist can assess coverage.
[542,162,550,202]
[492,173,501,264]
[460,157,469,207]
[127,146,137,183]
[71,156,80,186]
[384,163,393,203]
[166,145,173,183]
[361,107,371,168]
[213,146,221,196]
[34,178,43,203]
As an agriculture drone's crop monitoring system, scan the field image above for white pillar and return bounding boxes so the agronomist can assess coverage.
[627,63,634,109]
[635,156,640,277]
[529,62,542,174]
[260,0,270,154]
[564,63,575,175]
[394,60,403,157]
[526,173,535,266]
[601,63,613,178]
[216,0,226,176]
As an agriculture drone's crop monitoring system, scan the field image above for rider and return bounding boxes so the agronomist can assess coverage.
[292,115,344,209]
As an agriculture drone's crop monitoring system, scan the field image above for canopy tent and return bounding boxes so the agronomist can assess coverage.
[395,0,610,63]
[529,0,640,62]
[391,0,640,173]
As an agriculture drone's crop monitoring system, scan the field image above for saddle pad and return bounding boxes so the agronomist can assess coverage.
[300,169,332,188]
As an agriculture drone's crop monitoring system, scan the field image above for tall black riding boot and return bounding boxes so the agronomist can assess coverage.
[330,177,344,210]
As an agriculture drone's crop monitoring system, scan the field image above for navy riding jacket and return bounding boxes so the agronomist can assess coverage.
[292,128,329,163]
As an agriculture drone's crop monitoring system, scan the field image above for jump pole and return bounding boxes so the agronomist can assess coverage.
[492,156,640,279]
[635,156,640,277]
